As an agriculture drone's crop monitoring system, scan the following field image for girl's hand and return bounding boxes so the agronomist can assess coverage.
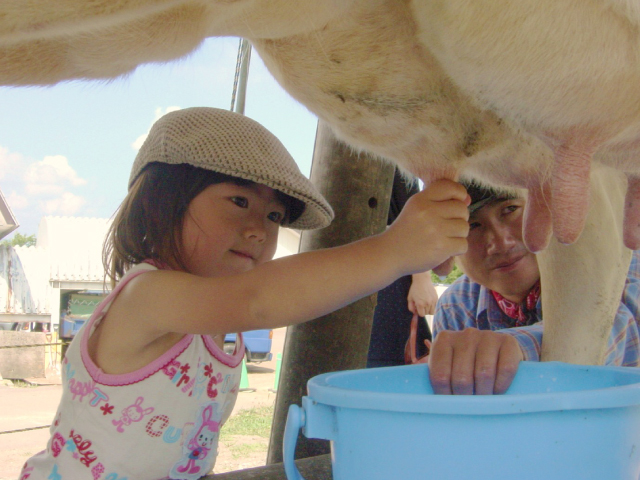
[385,179,470,276]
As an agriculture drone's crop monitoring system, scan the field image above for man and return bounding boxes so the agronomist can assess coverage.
[429,183,640,396]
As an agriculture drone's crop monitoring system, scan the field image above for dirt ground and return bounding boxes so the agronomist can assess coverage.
[216,433,271,474]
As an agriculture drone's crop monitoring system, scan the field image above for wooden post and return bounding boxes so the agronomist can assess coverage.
[267,121,395,464]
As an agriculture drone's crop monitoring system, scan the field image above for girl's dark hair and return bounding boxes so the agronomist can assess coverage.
[103,163,304,285]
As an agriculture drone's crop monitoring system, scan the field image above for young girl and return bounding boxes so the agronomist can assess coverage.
[20,107,469,480]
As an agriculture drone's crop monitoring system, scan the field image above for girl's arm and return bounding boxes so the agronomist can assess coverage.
[96,180,469,371]
[130,180,469,335]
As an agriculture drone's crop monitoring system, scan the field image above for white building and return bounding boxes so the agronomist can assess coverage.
[0,216,301,329]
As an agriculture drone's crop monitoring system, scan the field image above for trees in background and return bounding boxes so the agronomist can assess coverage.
[0,233,36,247]
[431,264,463,285]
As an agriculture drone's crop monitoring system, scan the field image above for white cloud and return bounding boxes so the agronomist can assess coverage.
[131,133,148,151]
[24,155,87,190]
[24,156,88,216]
[0,146,26,180]
[0,146,89,228]
[25,182,64,196]
[41,192,86,216]
[132,106,182,151]
[5,191,28,210]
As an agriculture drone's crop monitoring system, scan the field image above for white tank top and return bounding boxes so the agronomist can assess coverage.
[21,263,244,480]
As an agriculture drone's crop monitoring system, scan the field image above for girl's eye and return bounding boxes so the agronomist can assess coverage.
[231,197,248,208]
[268,211,285,224]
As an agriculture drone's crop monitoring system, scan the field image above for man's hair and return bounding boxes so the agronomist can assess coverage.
[103,162,303,285]
[462,181,520,214]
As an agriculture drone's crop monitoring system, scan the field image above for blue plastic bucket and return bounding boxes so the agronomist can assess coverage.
[284,362,640,480]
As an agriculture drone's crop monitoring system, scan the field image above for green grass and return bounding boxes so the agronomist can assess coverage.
[10,379,37,388]
[220,405,274,459]
[228,442,268,459]
[220,405,274,439]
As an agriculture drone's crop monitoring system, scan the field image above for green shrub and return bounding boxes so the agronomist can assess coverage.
[431,263,464,285]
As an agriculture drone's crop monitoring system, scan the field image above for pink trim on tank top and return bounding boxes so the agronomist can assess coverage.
[80,263,244,386]
[203,332,245,368]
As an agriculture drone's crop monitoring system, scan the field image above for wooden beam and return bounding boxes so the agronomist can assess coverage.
[267,121,395,463]
[204,454,332,480]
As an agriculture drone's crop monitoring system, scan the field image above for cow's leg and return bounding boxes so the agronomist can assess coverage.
[538,166,631,364]
[522,179,552,253]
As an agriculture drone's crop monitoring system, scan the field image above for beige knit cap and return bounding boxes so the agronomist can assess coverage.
[129,107,334,230]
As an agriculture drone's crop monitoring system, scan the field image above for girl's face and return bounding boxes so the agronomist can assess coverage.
[180,182,286,277]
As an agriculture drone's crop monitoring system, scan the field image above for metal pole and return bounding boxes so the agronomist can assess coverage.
[267,121,395,463]
[232,39,252,115]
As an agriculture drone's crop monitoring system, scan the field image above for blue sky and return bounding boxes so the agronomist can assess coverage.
[0,37,319,237]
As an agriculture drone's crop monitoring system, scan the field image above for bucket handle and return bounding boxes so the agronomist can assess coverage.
[283,404,306,480]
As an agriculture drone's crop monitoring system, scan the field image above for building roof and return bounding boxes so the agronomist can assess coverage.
[0,188,19,241]
[37,216,112,282]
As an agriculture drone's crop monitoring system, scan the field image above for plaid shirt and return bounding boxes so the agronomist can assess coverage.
[433,251,640,366]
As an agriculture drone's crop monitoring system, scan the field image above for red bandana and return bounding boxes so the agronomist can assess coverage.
[491,281,541,327]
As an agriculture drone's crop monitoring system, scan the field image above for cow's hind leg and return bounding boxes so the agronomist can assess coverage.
[539,165,631,364]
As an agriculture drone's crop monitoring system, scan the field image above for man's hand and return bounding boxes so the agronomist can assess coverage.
[408,271,438,316]
[428,328,523,395]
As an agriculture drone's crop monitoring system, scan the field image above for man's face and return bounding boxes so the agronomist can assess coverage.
[457,197,540,302]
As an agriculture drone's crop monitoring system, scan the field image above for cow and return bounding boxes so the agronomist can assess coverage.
[0,0,636,365]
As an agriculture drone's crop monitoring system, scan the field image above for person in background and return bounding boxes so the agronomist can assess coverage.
[429,182,640,396]
[367,169,437,367]
[21,107,470,480]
